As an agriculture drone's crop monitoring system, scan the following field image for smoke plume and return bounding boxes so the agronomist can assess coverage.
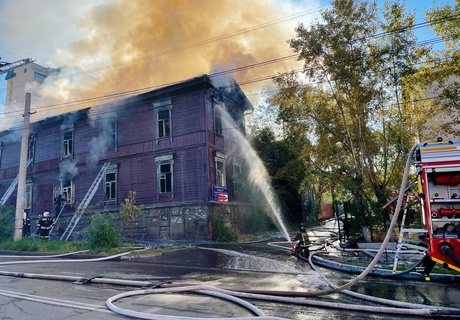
[2,0,319,129]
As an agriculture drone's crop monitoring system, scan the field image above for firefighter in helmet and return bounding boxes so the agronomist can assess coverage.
[37,211,54,240]
[293,223,310,258]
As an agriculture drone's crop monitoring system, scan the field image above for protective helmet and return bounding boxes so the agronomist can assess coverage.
[299,223,306,232]
[43,211,50,217]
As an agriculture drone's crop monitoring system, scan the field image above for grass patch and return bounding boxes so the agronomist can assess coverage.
[0,238,84,253]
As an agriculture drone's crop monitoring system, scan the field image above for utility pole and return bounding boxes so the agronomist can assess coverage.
[14,93,32,241]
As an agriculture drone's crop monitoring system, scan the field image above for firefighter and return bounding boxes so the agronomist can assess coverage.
[37,211,54,240]
[293,223,310,258]
[22,211,31,237]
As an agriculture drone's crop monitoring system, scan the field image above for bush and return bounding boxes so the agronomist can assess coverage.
[214,215,238,242]
[84,212,121,251]
[0,205,15,240]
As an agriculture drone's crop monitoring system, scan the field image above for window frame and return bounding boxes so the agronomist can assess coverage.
[62,129,74,158]
[104,168,117,202]
[61,178,75,204]
[215,152,227,187]
[155,154,174,197]
[152,99,172,143]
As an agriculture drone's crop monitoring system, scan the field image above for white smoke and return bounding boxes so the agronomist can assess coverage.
[59,160,78,182]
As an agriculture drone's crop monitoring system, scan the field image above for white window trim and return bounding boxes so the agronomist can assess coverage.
[215,152,227,187]
[61,179,75,204]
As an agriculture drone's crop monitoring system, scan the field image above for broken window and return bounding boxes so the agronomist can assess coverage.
[155,155,174,194]
[105,171,117,201]
[215,152,227,187]
[62,130,74,158]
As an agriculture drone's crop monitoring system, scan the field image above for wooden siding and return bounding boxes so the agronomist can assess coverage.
[0,75,252,239]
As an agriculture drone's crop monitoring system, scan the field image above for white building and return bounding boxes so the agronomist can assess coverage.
[4,61,53,114]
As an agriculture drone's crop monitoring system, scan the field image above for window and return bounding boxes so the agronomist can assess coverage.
[109,121,117,149]
[157,108,171,138]
[61,178,74,204]
[34,72,47,81]
[215,152,227,187]
[155,155,174,194]
[215,107,222,135]
[62,130,74,158]
[27,133,35,162]
[153,99,172,143]
[105,171,117,201]
[24,181,33,210]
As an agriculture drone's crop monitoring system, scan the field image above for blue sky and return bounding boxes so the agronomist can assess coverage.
[0,0,456,122]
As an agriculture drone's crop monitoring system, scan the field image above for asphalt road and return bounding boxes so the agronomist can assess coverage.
[0,234,459,319]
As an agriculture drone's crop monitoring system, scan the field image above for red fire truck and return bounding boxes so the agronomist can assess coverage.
[415,138,460,277]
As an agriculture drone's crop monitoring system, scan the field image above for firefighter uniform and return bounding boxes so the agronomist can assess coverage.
[22,212,31,237]
[37,212,53,240]
[294,224,310,258]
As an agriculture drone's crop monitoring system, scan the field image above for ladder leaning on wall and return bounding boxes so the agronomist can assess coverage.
[60,162,111,241]
[0,158,33,205]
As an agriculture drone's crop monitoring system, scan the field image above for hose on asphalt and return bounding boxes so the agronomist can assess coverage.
[2,143,460,318]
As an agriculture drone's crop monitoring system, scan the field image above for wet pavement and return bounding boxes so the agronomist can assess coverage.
[0,221,459,319]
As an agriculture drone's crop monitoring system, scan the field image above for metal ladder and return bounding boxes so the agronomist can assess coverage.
[49,202,66,236]
[60,162,110,240]
[0,158,33,205]
[392,183,427,273]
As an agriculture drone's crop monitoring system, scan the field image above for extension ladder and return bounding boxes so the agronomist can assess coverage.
[392,182,427,272]
[0,158,33,205]
[60,162,110,240]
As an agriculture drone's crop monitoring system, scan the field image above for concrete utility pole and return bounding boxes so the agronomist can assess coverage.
[14,93,32,241]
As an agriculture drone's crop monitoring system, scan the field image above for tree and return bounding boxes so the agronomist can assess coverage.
[119,191,144,243]
[249,127,308,224]
[270,0,429,239]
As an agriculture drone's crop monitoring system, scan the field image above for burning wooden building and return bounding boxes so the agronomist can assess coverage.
[0,75,253,240]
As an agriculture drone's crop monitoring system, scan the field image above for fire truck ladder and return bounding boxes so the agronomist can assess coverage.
[392,184,428,273]
[60,162,110,240]
[0,158,33,205]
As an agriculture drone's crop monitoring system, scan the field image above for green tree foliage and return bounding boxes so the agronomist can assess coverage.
[249,127,308,224]
[269,0,431,237]
[0,205,15,240]
[120,191,144,243]
[84,212,121,251]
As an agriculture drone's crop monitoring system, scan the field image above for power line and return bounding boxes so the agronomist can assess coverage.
[1,5,459,128]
